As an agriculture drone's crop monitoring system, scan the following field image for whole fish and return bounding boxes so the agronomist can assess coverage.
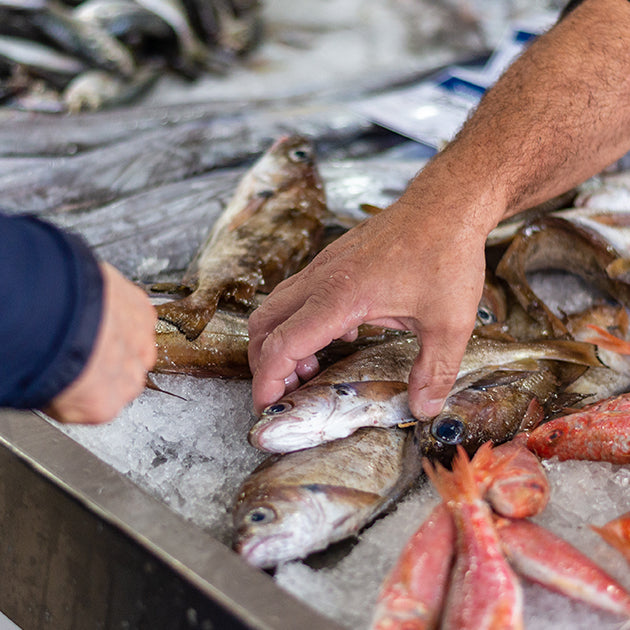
[473,436,550,519]
[413,359,588,465]
[526,392,630,464]
[249,334,602,453]
[370,503,455,630]
[423,447,524,630]
[232,427,421,568]
[495,516,630,619]
[591,512,630,563]
[154,299,398,379]
[496,216,630,337]
[156,135,327,339]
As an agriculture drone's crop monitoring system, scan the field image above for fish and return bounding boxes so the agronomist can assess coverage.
[154,306,251,378]
[526,392,630,464]
[591,512,630,563]
[249,334,602,454]
[232,427,421,568]
[476,436,550,519]
[29,0,136,78]
[495,516,630,619]
[423,447,524,630]
[413,359,589,465]
[156,135,327,339]
[0,34,86,86]
[370,503,455,630]
[476,270,507,328]
[154,296,398,379]
[496,216,630,337]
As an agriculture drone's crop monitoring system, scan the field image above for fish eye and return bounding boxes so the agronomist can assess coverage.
[257,189,274,199]
[332,383,356,397]
[547,429,563,443]
[431,416,465,445]
[476,306,496,325]
[289,147,312,163]
[263,402,293,415]
[246,506,276,525]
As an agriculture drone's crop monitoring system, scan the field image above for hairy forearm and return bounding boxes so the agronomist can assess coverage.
[404,0,630,232]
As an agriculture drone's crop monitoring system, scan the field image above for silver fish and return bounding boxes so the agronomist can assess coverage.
[233,427,421,568]
[249,334,602,453]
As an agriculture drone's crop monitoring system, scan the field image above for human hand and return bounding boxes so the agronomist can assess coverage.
[248,187,492,419]
[44,262,157,424]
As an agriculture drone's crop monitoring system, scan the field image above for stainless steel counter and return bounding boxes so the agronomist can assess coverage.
[0,409,342,630]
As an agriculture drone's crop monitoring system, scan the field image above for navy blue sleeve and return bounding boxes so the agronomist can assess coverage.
[0,214,103,409]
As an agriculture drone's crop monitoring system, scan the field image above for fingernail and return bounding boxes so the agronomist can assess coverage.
[418,398,444,418]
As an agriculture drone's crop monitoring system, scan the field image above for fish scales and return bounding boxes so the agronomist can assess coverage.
[156,135,327,339]
[233,427,421,568]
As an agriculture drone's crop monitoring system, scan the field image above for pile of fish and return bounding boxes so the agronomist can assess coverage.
[0,0,262,111]
[138,134,630,626]
[371,440,630,629]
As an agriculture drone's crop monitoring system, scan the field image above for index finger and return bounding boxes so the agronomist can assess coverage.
[250,295,363,413]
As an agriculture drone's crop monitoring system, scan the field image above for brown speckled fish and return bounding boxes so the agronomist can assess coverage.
[157,135,327,340]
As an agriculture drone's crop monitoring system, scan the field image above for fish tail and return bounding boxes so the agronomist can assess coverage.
[423,446,480,504]
[583,324,630,355]
[156,292,221,340]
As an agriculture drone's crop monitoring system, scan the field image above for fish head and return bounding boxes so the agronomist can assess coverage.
[476,271,507,327]
[413,410,467,465]
[248,381,410,453]
[526,421,568,458]
[232,483,366,567]
[252,135,321,194]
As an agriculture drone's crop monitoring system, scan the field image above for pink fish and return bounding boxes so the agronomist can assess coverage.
[495,516,630,618]
[423,447,524,630]
[526,393,630,464]
[370,503,455,630]
[591,511,630,563]
[477,436,550,519]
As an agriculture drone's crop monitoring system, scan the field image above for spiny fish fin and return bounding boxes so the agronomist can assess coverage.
[156,292,221,340]
[470,371,534,390]
[424,447,480,503]
[584,323,630,355]
[302,483,382,508]
[228,195,267,231]
[544,392,591,419]
[145,375,187,400]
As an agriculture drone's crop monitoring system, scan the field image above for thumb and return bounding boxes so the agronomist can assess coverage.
[407,328,471,419]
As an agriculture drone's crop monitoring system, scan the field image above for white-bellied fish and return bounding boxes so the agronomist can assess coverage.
[249,334,602,454]
[233,427,421,568]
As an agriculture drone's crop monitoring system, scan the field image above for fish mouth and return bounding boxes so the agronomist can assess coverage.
[235,532,294,567]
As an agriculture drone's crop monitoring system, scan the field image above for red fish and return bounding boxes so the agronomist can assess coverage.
[370,503,455,630]
[526,392,630,464]
[423,447,523,630]
[476,436,550,519]
[495,516,630,619]
[591,511,630,563]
